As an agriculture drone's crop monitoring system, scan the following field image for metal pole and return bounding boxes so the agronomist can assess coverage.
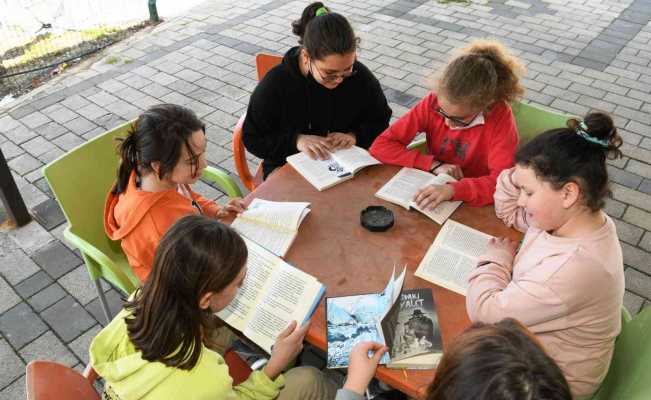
[0,149,31,227]
[148,0,160,23]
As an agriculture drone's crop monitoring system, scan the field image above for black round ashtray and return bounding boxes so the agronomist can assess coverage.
[361,206,394,232]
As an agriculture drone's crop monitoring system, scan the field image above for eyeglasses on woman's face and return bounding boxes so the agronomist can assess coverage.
[310,60,357,83]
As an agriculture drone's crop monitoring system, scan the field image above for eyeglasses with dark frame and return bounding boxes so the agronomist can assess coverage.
[433,105,480,128]
[310,60,357,83]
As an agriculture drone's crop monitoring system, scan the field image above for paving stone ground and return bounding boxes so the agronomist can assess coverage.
[1,0,651,397]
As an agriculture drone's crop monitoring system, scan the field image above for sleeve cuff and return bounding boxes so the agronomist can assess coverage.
[414,153,435,171]
[335,388,366,400]
[451,180,473,201]
[478,247,515,271]
[249,370,286,390]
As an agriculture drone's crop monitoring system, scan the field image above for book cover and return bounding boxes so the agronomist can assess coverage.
[326,268,405,368]
[382,288,441,365]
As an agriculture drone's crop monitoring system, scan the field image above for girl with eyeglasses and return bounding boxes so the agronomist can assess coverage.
[243,2,392,179]
[104,104,246,282]
[370,40,525,209]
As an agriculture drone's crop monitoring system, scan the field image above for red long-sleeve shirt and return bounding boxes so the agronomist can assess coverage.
[369,93,518,206]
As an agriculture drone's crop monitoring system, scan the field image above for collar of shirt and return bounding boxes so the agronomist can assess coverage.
[448,112,485,130]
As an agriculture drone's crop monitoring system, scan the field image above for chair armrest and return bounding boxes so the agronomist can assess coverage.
[202,166,243,198]
[406,137,428,154]
[63,227,139,293]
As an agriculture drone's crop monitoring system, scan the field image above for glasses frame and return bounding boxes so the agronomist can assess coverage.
[309,59,357,83]
[434,105,480,128]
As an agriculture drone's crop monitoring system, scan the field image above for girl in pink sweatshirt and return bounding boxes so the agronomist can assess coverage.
[369,39,525,207]
[466,112,625,398]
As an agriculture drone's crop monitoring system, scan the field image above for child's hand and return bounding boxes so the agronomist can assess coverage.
[487,237,519,257]
[343,342,388,395]
[216,198,247,217]
[297,134,332,160]
[263,321,309,380]
[414,184,455,210]
[327,132,356,150]
[434,163,464,180]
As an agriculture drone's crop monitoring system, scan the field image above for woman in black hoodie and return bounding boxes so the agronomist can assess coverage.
[242,2,392,179]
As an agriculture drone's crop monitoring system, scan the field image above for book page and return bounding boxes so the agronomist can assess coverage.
[332,146,380,174]
[415,220,493,295]
[216,238,280,332]
[231,199,311,256]
[410,173,462,225]
[287,152,346,190]
[243,263,323,353]
[375,167,435,208]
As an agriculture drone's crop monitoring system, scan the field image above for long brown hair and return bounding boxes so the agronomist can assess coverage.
[427,319,571,400]
[436,39,525,110]
[124,215,247,370]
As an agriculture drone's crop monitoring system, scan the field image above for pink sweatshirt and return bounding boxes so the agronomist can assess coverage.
[466,168,624,398]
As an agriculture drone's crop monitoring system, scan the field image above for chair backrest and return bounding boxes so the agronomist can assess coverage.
[26,361,100,400]
[591,305,651,400]
[43,121,139,292]
[511,101,572,144]
[233,53,282,191]
[255,53,282,81]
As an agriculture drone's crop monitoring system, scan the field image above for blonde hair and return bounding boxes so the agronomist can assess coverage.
[436,39,526,110]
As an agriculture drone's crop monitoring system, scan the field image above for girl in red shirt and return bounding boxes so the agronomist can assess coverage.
[370,40,525,207]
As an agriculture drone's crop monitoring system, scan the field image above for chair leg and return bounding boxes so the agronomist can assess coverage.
[95,279,112,325]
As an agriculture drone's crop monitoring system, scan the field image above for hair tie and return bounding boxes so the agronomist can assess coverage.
[315,6,329,16]
[575,121,609,148]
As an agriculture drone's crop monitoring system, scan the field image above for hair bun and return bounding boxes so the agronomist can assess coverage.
[567,112,623,159]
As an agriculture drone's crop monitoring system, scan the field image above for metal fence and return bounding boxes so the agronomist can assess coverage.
[0,0,155,101]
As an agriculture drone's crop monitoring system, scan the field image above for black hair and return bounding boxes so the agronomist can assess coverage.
[125,215,247,370]
[515,111,623,211]
[112,104,205,195]
[291,2,358,59]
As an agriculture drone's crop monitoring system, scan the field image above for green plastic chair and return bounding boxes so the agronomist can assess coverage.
[405,101,573,153]
[43,121,243,323]
[511,101,573,144]
[591,305,651,400]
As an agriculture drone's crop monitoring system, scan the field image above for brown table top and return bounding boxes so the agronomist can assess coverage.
[228,164,522,399]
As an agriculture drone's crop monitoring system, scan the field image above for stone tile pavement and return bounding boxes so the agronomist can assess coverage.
[1,0,651,397]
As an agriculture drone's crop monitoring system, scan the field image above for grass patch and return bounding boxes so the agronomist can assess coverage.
[2,25,126,70]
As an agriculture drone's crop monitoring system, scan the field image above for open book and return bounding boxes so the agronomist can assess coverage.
[415,220,493,295]
[326,267,406,368]
[286,146,380,191]
[217,237,325,354]
[230,198,311,257]
[376,167,462,225]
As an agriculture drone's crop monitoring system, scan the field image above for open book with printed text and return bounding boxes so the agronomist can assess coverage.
[376,167,462,225]
[415,220,493,295]
[230,198,311,257]
[286,146,380,191]
[217,237,325,354]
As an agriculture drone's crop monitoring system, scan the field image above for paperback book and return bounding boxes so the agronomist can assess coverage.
[375,167,462,225]
[326,268,441,369]
[286,146,380,191]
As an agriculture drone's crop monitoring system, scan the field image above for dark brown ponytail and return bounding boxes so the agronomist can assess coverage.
[112,104,204,195]
[291,2,357,59]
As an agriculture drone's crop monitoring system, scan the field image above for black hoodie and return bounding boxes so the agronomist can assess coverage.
[242,46,392,178]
